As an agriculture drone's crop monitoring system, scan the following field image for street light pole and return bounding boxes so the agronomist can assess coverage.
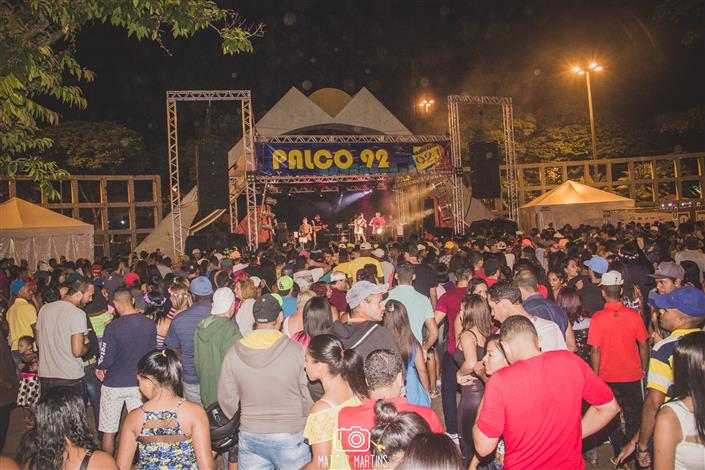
[585,70,598,161]
[572,62,603,162]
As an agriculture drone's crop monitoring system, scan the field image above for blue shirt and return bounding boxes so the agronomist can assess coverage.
[282,296,297,318]
[523,294,569,337]
[98,313,156,388]
[166,301,211,384]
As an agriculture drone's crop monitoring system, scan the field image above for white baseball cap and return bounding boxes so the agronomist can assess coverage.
[371,248,385,258]
[211,287,235,315]
[360,242,372,250]
[330,271,347,282]
[599,271,624,286]
[250,276,263,288]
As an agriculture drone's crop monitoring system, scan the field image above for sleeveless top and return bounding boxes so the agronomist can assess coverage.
[304,395,361,470]
[453,330,486,381]
[405,347,430,407]
[79,449,93,470]
[662,400,705,470]
[137,400,198,469]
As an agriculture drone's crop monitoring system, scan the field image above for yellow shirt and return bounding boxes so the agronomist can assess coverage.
[8,298,37,350]
[346,257,383,282]
[304,395,361,470]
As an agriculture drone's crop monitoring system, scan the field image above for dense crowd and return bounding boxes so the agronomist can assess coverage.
[1,219,704,470]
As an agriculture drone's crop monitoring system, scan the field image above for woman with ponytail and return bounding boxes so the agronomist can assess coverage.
[116,349,213,470]
[369,401,431,469]
[303,334,368,469]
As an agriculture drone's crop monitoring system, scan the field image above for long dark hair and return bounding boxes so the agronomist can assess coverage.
[397,432,465,470]
[382,300,416,366]
[143,291,167,322]
[302,296,333,338]
[460,294,492,338]
[137,349,184,397]
[307,334,368,398]
[673,331,705,442]
[556,286,590,322]
[370,401,430,461]
[17,387,97,469]
[609,260,638,302]
[680,260,703,290]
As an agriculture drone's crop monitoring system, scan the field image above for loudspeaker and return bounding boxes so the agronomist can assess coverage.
[197,143,230,212]
[469,141,501,198]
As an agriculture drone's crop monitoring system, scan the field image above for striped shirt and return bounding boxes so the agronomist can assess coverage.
[647,328,701,398]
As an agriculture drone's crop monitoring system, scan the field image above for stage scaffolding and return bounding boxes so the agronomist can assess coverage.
[166,90,255,256]
[165,90,471,253]
[448,95,519,221]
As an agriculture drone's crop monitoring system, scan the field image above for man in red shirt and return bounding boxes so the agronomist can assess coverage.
[474,316,619,470]
[587,270,649,460]
[434,265,472,440]
[337,349,443,470]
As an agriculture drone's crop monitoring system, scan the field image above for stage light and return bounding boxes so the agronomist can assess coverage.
[376,227,382,235]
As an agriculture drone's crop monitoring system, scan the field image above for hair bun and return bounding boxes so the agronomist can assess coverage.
[373,399,399,426]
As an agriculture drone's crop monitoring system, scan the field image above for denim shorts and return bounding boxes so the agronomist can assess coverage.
[238,431,310,470]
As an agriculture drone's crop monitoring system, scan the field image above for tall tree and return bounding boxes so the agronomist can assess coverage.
[0,0,261,198]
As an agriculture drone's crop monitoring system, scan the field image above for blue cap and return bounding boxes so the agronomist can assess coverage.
[583,256,608,275]
[189,276,214,296]
[11,279,27,296]
[652,287,705,318]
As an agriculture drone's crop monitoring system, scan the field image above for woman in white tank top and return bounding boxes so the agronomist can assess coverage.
[653,331,705,470]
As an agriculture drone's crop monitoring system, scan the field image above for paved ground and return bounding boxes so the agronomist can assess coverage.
[1,398,623,469]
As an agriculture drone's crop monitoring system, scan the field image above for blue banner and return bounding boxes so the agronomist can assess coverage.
[254,141,451,176]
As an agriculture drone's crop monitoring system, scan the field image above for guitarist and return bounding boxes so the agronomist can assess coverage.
[312,214,328,246]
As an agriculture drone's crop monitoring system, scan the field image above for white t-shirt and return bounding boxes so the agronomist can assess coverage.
[236,298,255,337]
[531,316,568,352]
[37,301,88,380]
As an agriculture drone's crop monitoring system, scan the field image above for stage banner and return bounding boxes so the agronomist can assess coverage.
[254,141,451,176]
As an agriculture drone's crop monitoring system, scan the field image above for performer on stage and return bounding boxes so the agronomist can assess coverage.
[299,217,313,246]
[259,204,276,243]
[312,214,328,246]
[353,212,367,243]
[369,211,386,240]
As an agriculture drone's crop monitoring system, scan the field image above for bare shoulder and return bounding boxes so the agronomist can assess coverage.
[88,450,118,470]
[179,400,209,422]
[0,455,19,470]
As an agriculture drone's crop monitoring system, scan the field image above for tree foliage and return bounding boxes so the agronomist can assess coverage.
[40,121,146,173]
[0,0,261,199]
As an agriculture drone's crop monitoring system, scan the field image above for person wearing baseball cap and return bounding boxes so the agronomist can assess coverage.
[618,286,705,466]
[7,279,36,368]
[329,281,398,361]
[587,270,650,461]
[217,293,312,468]
[194,287,241,408]
[165,276,213,404]
[346,242,384,285]
[649,261,684,294]
[277,275,298,318]
[327,271,349,314]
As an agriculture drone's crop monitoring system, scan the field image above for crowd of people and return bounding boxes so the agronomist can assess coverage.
[0,219,704,469]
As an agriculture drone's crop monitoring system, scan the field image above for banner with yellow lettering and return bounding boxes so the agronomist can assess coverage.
[254,141,451,176]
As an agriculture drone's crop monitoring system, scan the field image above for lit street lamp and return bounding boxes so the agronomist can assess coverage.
[572,62,603,160]
[419,98,435,114]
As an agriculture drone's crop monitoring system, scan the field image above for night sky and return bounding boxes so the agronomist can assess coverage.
[66,0,704,150]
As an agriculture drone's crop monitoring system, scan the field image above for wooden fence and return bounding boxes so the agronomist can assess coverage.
[1,175,163,257]
[490,152,705,217]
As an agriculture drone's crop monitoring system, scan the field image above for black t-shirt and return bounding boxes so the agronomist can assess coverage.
[412,263,437,299]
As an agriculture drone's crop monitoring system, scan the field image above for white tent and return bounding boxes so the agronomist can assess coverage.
[519,180,635,231]
[0,197,94,267]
